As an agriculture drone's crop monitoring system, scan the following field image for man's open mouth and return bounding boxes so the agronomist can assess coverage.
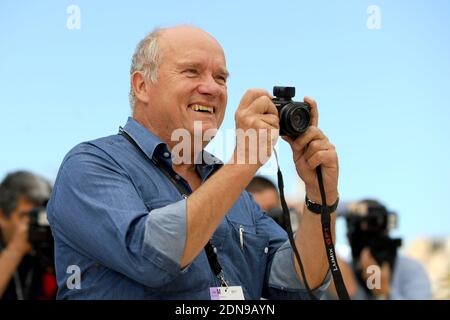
[188,104,215,114]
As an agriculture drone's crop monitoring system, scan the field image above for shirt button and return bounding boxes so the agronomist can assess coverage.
[213,247,218,254]
[174,175,181,180]
[264,247,269,254]
[163,152,170,158]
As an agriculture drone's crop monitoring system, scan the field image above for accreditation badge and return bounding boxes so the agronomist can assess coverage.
[209,286,245,300]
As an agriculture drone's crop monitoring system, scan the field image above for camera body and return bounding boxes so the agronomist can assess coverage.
[272,86,311,138]
[28,207,54,268]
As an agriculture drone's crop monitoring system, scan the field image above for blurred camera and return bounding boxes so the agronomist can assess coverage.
[272,86,311,138]
[345,200,402,269]
[266,207,299,233]
[28,206,54,268]
[267,207,286,229]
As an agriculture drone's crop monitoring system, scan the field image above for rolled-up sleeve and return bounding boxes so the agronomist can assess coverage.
[143,200,187,276]
[266,240,332,299]
[47,143,187,288]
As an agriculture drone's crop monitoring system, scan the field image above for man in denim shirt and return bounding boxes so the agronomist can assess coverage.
[47,25,339,299]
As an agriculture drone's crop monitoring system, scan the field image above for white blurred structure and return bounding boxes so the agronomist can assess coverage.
[405,237,450,299]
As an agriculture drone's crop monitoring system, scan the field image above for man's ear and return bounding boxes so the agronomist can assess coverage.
[131,71,151,104]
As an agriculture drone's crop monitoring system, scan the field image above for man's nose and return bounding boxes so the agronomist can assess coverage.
[197,75,223,96]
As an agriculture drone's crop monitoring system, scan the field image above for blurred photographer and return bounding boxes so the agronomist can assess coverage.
[0,171,56,300]
[246,176,299,233]
[327,199,432,300]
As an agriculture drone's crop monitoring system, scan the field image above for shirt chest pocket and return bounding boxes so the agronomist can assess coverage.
[225,193,270,254]
[226,218,270,257]
[224,199,271,285]
[221,216,270,298]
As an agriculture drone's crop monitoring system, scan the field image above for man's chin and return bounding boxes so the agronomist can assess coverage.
[189,120,218,138]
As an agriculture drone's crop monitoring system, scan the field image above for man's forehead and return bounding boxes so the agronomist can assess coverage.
[159,26,221,45]
[17,195,38,207]
[159,27,226,62]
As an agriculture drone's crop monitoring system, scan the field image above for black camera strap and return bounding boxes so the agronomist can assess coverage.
[118,128,229,288]
[315,167,350,300]
[274,150,350,300]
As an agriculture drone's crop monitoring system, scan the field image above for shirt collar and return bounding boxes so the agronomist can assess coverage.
[196,150,223,180]
[121,117,223,178]
[122,117,167,160]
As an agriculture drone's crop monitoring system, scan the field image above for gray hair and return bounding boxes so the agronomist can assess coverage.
[0,171,52,217]
[129,28,163,111]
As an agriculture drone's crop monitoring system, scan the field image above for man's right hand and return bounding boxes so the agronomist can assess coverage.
[182,90,280,268]
[233,89,280,167]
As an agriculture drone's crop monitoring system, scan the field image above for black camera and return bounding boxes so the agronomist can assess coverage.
[28,206,54,268]
[267,207,299,233]
[272,86,311,138]
[345,200,402,270]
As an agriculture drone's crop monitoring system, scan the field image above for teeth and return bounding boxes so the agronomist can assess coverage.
[190,104,214,113]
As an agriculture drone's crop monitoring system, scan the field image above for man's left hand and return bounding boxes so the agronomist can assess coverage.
[282,96,339,205]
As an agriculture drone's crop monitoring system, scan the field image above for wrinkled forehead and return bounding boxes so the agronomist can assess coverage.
[158,28,227,68]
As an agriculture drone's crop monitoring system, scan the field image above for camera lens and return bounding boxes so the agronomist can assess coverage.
[279,102,310,137]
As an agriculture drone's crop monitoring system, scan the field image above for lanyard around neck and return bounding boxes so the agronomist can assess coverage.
[118,127,228,287]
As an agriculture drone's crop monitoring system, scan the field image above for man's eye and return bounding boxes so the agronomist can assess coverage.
[216,76,227,84]
[183,69,198,76]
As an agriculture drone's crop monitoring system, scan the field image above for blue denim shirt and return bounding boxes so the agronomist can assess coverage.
[47,117,330,299]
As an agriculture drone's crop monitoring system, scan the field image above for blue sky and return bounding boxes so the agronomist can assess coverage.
[1,0,449,246]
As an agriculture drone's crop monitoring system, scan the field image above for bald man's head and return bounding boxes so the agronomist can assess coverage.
[156,25,226,74]
[129,25,225,110]
[129,25,229,145]
[159,25,222,50]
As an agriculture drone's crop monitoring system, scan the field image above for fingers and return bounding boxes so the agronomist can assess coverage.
[305,148,338,170]
[283,124,337,171]
[304,96,318,127]
[238,89,277,116]
[287,126,326,154]
[251,95,278,116]
[236,89,280,133]
[239,89,272,110]
[303,139,334,161]
[259,113,280,129]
